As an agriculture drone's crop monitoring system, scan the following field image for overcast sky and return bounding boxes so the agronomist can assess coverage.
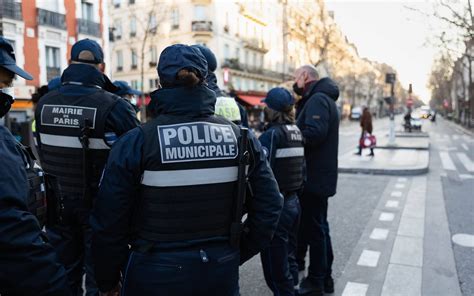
[326,0,440,103]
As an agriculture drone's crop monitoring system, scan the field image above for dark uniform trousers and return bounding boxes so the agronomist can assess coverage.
[122,243,240,296]
[261,194,300,295]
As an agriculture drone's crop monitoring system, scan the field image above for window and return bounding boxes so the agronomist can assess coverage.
[129,0,135,4]
[235,47,240,60]
[114,19,122,39]
[260,54,264,68]
[113,0,121,8]
[149,14,157,33]
[149,46,157,66]
[116,50,123,71]
[235,77,241,90]
[82,1,94,21]
[149,78,159,89]
[244,50,248,65]
[130,17,137,37]
[194,5,207,21]
[131,80,138,89]
[171,8,179,29]
[224,44,230,60]
[131,49,137,69]
[252,52,257,67]
[224,12,229,33]
[46,46,61,81]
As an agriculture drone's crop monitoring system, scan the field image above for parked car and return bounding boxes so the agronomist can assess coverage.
[420,106,431,119]
[350,106,362,120]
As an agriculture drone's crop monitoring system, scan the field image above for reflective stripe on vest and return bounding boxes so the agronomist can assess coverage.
[39,133,110,150]
[275,147,304,158]
[142,166,238,187]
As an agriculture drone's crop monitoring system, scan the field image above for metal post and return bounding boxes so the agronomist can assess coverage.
[388,81,396,145]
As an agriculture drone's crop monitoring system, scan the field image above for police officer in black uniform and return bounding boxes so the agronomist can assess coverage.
[113,80,141,114]
[34,39,140,295]
[0,37,71,296]
[259,87,304,296]
[90,44,283,296]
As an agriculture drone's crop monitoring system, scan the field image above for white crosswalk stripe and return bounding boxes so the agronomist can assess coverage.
[461,143,469,151]
[439,151,456,171]
[456,152,474,172]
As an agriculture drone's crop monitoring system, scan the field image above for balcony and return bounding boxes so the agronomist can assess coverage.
[37,8,66,30]
[222,58,244,71]
[222,58,292,81]
[191,20,212,37]
[243,37,268,54]
[77,19,101,37]
[46,67,61,82]
[0,1,22,21]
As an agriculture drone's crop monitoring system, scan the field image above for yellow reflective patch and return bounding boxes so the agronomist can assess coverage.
[215,97,241,122]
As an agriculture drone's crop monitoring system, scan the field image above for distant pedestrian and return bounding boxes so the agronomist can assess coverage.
[404,110,412,132]
[259,87,304,295]
[355,107,374,156]
[293,65,339,296]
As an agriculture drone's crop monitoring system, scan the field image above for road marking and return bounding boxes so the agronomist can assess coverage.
[439,146,457,151]
[397,177,407,182]
[452,233,474,247]
[386,200,399,208]
[463,135,474,142]
[439,151,456,170]
[379,212,395,221]
[453,135,460,140]
[395,183,405,189]
[342,282,368,296]
[391,191,402,197]
[459,174,474,179]
[357,250,380,267]
[461,143,469,151]
[440,172,447,177]
[456,152,474,172]
[370,228,389,240]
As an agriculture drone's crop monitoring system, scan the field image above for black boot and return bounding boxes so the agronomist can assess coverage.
[354,146,362,155]
[298,277,324,296]
[368,148,374,157]
[324,276,335,294]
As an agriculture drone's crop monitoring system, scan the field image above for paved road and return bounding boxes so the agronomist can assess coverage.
[239,116,473,296]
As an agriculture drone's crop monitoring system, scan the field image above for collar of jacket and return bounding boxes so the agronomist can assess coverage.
[61,64,117,91]
[150,84,216,117]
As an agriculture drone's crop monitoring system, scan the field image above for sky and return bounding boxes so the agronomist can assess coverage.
[326,0,441,103]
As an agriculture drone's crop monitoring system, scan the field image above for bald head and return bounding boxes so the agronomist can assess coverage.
[294,64,319,90]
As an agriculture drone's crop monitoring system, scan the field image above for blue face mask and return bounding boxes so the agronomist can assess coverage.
[0,88,14,118]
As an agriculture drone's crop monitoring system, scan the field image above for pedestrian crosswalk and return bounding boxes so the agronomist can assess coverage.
[440,151,456,171]
[439,150,474,175]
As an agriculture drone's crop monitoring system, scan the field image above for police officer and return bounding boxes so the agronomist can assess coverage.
[259,87,304,296]
[191,45,249,127]
[113,80,141,114]
[34,39,140,295]
[0,37,71,296]
[91,44,283,296]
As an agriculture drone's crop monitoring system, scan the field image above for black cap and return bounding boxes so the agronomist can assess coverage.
[191,45,217,72]
[158,44,208,86]
[0,37,33,80]
[113,80,142,96]
[71,39,104,64]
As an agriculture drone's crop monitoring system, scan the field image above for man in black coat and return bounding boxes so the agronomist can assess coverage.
[293,65,339,296]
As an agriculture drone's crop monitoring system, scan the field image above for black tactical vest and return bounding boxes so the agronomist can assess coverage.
[35,89,118,200]
[136,115,241,242]
[17,143,47,227]
[273,124,304,193]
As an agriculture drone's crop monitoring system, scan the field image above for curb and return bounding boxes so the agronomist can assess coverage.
[443,118,474,137]
[375,144,429,151]
[393,132,429,138]
[338,165,429,176]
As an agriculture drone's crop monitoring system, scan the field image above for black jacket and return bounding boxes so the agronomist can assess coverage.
[90,85,282,292]
[296,78,340,197]
[0,126,70,296]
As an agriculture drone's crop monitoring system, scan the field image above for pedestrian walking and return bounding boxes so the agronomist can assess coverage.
[0,36,71,296]
[259,87,304,296]
[90,44,283,296]
[355,107,375,156]
[34,39,140,295]
[293,65,339,296]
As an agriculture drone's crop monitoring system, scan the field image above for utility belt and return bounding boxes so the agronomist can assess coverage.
[132,240,230,254]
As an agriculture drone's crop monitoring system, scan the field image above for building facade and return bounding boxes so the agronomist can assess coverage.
[0,0,109,118]
[108,0,293,107]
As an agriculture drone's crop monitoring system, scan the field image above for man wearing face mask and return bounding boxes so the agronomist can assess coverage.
[0,37,71,296]
[34,39,140,295]
[292,65,340,296]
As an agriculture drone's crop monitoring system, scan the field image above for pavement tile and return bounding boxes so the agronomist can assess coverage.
[357,250,381,267]
[369,228,389,240]
[397,216,424,238]
[381,264,421,296]
[390,236,423,267]
[342,282,369,296]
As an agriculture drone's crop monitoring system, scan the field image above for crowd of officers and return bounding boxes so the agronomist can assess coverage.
[0,36,340,296]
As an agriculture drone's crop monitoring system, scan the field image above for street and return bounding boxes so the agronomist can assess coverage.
[239,116,474,296]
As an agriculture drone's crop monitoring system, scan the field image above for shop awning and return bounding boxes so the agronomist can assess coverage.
[237,95,265,107]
